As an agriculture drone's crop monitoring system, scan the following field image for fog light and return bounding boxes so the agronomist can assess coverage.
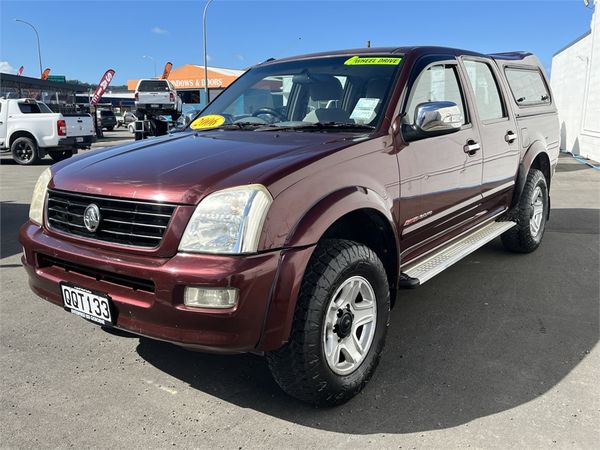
[184,287,238,309]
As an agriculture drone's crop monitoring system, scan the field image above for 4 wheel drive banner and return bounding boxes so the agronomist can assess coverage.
[90,69,115,106]
[161,62,173,80]
[41,68,51,80]
[17,66,24,76]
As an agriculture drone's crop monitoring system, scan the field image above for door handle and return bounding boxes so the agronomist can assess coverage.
[505,130,517,143]
[463,140,481,156]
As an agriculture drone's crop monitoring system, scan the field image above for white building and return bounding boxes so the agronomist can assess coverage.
[551,0,600,162]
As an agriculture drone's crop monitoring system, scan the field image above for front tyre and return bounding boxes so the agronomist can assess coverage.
[267,239,390,406]
[501,169,548,253]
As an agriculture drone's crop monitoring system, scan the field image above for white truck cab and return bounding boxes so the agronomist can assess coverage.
[0,98,95,165]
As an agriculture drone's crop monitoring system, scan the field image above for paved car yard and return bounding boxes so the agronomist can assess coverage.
[0,151,598,448]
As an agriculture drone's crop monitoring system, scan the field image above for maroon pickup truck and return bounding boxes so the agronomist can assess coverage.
[20,46,559,406]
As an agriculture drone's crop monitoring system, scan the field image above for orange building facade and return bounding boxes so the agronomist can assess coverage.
[128,64,244,105]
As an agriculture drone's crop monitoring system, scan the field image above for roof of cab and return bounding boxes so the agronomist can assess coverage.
[259,46,534,66]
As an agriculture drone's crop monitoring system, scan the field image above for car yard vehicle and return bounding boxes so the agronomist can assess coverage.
[117,111,137,128]
[20,46,558,406]
[134,79,182,120]
[132,79,182,138]
[96,109,117,131]
[0,98,95,165]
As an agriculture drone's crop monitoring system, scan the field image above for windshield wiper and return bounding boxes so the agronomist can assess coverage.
[214,122,283,131]
[279,122,376,132]
[191,121,376,132]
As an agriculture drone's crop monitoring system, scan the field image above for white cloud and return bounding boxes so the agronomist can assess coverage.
[234,54,245,62]
[151,26,169,35]
[206,54,212,62]
[0,61,17,74]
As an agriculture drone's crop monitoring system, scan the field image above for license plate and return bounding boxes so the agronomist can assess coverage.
[60,282,113,326]
[76,137,83,143]
[151,104,159,108]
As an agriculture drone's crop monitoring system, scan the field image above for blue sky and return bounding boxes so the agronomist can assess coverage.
[0,0,593,85]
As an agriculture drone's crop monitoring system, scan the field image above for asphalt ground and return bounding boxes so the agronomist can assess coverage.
[1,142,598,448]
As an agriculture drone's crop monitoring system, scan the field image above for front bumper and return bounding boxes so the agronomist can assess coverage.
[19,222,284,353]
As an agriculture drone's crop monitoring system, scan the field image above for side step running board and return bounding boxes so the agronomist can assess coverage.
[400,221,516,287]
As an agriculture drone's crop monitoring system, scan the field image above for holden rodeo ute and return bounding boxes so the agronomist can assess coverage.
[20,46,559,406]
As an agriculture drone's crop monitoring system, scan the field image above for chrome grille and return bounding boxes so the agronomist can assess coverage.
[46,190,176,248]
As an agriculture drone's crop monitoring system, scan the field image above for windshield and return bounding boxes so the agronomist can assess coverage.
[197,55,402,131]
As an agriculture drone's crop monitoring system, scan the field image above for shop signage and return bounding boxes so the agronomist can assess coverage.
[47,75,66,83]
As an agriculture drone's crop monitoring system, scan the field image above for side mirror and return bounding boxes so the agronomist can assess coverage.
[403,101,463,141]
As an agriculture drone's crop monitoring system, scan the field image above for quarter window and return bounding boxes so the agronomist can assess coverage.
[18,102,43,114]
[463,60,505,121]
[405,64,467,126]
[505,68,551,106]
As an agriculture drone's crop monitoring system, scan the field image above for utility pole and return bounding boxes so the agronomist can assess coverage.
[203,0,215,104]
[15,19,43,77]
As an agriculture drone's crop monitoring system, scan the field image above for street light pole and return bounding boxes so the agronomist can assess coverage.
[15,19,42,77]
[203,0,214,104]
[143,55,156,77]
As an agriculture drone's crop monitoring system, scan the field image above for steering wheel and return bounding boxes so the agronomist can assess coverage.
[252,107,286,121]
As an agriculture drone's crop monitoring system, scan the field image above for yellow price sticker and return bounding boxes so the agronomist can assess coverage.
[344,56,402,66]
[190,114,226,130]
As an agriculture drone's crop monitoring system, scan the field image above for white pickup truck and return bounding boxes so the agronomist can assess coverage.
[0,98,96,165]
[134,79,182,120]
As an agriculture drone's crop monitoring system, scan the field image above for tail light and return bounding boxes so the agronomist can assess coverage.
[57,119,67,136]
[135,92,139,101]
[169,92,175,102]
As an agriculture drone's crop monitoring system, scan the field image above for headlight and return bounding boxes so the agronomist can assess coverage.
[179,184,273,254]
[29,168,52,225]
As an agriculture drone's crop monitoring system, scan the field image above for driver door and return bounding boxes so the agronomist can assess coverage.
[397,59,483,260]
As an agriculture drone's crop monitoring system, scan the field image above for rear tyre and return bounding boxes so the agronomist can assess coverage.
[267,239,390,406]
[106,126,114,131]
[49,150,73,163]
[501,169,548,253]
[11,136,39,165]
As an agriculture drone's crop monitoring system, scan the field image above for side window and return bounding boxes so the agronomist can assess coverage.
[17,103,42,114]
[405,64,467,126]
[463,60,505,121]
[504,68,551,106]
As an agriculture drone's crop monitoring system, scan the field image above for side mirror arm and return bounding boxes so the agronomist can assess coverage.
[391,112,406,136]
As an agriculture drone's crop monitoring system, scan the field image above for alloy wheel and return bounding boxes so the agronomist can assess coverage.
[322,275,377,375]
[529,186,544,237]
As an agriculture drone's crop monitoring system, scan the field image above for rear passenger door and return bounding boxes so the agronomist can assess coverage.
[460,57,520,207]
